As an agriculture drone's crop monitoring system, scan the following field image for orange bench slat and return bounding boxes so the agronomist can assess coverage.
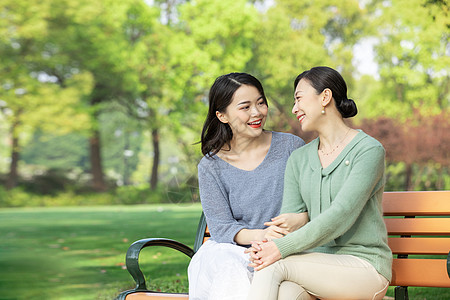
[383,191,450,216]
[388,237,450,255]
[384,218,450,235]
[202,225,210,244]
[390,259,450,287]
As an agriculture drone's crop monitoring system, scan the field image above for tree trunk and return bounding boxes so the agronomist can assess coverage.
[413,165,426,190]
[89,90,106,192]
[6,114,20,189]
[404,163,414,191]
[436,166,444,190]
[150,128,160,190]
[89,128,106,192]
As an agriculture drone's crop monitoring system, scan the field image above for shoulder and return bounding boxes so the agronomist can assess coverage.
[356,131,385,153]
[198,155,220,172]
[272,131,305,148]
[290,136,317,158]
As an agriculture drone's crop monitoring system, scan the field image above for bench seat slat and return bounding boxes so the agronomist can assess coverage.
[391,259,450,287]
[384,218,450,235]
[126,292,188,299]
[383,191,450,216]
[388,237,450,255]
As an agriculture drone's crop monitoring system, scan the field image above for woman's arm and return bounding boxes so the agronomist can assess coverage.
[198,163,247,244]
[234,229,267,245]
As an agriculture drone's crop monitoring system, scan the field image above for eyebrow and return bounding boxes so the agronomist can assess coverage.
[237,96,263,106]
[294,91,304,97]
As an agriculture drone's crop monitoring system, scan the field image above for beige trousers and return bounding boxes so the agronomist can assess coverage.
[248,252,389,300]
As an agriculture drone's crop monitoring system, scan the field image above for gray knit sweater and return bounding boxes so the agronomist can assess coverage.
[198,131,305,245]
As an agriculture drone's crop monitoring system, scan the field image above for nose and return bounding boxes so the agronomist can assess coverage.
[251,105,262,117]
[292,101,298,115]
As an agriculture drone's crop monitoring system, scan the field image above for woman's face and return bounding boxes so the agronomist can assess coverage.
[217,84,268,139]
[292,79,322,132]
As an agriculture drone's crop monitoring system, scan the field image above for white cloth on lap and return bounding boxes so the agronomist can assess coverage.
[188,239,253,300]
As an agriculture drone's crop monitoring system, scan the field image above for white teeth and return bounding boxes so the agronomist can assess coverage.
[249,120,261,125]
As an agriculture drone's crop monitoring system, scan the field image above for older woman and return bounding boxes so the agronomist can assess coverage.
[247,66,392,300]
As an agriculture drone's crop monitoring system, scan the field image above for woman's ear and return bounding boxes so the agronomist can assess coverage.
[216,111,228,123]
[321,88,332,107]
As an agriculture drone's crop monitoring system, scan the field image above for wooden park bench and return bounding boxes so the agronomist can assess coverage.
[115,191,450,300]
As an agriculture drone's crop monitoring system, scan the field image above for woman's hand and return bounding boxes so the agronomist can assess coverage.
[264,212,309,233]
[245,240,264,264]
[245,240,281,271]
[263,224,289,241]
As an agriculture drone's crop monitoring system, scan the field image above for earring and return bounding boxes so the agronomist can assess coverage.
[321,106,325,115]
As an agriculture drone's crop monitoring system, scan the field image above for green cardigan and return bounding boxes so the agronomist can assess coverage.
[273,131,392,281]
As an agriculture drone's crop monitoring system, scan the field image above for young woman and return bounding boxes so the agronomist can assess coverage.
[187,73,307,300]
[246,66,392,300]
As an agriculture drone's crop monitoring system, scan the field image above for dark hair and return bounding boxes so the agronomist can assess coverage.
[200,72,268,157]
[294,66,357,118]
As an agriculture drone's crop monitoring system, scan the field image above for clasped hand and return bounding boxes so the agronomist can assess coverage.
[245,240,281,271]
[246,212,308,271]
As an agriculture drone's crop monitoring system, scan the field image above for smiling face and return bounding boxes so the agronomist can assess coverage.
[216,84,268,139]
[292,78,323,132]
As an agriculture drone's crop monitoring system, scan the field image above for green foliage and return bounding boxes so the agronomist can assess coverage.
[0,187,111,207]
[21,131,90,171]
[0,184,198,207]
[365,0,449,119]
[1,0,448,194]
[247,0,368,137]
[180,0,259,75]
[99,106,143,185]
[113,185,164,205]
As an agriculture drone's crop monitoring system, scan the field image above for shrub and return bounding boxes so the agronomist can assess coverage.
[0,184,197,207]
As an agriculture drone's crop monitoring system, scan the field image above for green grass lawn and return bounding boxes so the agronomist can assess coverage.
[1,204,449,300]
[0,204,201,300]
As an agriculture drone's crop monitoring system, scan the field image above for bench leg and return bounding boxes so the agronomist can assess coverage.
[394,286,408,300]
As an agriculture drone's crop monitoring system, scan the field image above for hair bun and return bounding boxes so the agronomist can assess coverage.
[338,98,358,118]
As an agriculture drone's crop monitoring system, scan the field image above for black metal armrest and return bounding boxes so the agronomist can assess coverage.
[116,213,207,300]
[126,238,195,291]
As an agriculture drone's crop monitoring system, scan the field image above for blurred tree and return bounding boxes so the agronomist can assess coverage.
[35,0,144,191]
[123,0,261,189]
[0,1,90,189]
[21,131,89,171]
[99,104,143,186]
[361,110,449,190]
[247,0,369,142]
[1,0,448,195]
[363,0,449,119]
[172,0,262,175]
[120,0,191,190]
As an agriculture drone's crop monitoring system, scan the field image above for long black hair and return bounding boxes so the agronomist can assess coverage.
[294,66,357,118]
[200,72,268,157]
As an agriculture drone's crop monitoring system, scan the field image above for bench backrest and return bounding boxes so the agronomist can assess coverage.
[193,212,209,253]
[382,191,450,288]
[194,191,450,288]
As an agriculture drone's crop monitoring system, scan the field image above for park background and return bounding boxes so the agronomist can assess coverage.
[0,0,448,299]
